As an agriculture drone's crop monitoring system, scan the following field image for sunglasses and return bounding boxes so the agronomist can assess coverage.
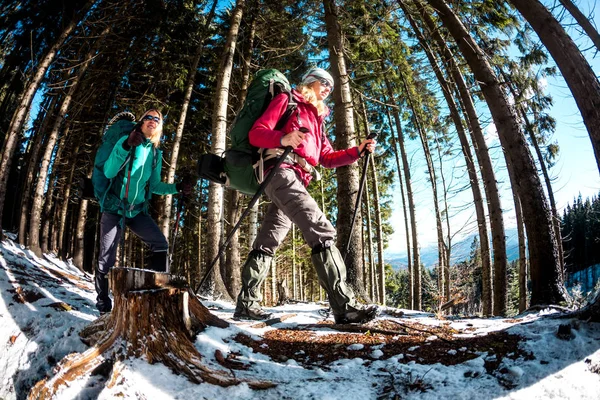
[318,78,333,89]
[142,115,161,123]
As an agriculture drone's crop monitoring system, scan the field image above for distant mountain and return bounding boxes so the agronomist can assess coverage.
[385,228,521,270]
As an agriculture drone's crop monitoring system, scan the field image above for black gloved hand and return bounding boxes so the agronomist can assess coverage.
[122,127,144,150]
[176,175,195,196]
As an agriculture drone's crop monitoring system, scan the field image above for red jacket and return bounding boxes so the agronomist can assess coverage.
[249,89,361,186]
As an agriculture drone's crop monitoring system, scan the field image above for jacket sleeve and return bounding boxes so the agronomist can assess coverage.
[149,149,179,195]
[103,136,130,179]
[248,93,289,149]
[319,134,361,169]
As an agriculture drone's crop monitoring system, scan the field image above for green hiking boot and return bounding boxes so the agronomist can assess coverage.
[311,243,362,316]
[334,304,379,324]
[235,250,273,319]
[233,305,272,321]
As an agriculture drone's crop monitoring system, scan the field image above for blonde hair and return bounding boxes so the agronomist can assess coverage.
[296,83,326,116]
[139,109,163,147]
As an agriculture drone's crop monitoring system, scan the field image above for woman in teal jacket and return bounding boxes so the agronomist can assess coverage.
[95,109,191,314]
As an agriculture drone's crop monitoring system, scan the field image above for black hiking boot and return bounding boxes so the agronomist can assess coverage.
[233,306,272,321]
[334,305,379,324]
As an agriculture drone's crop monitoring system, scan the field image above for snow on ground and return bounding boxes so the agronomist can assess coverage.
[1,235,600,399]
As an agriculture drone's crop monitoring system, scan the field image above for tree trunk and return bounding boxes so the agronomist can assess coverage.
[0,0,95,235]
[359,98,385,306]
[386,104,413,302]
[29,268,272,398]
[292,225,297,299]
[73,163,94,271]
[18,95,55,245]
[323,0,366,297]
[369,155,385,305]
[224,14,255,300]
[56,145,78,258]
[43,127,69,255]
[557,0,600,54]
[509,0,600,174]
[417,0,500,315]
[28,67,83,255]
[522,106,564,276]
[514,185,528,313]
[363,179,375,302]
[205,0,244,300]
[403,4,492,313]
[399,70,444,310]
[384,77,419,310]
[497,66,565,277]
[429,0,563,307]
[160,0,218,239]
[224,190,242,299]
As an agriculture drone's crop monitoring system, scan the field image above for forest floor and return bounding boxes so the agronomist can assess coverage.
[1,234,600,399]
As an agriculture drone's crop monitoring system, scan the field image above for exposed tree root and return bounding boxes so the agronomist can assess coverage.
[28,268,274,399]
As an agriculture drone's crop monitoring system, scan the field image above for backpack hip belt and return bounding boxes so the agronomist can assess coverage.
[258,148,321,181]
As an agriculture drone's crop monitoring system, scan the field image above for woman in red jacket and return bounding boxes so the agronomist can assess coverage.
[234,67,378,323]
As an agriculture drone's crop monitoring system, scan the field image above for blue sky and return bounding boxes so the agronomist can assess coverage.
[386,0,600,254]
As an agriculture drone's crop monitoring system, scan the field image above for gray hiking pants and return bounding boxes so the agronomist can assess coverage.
[237,167,358,314]
[255,167,336,255]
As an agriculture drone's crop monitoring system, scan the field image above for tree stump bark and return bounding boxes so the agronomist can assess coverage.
[277,278,290,306]
[29,268,273,399]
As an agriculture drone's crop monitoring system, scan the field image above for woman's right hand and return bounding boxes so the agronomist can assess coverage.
[280,130,305,149]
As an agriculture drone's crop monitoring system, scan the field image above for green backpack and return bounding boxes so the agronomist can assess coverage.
[199,69,297,196]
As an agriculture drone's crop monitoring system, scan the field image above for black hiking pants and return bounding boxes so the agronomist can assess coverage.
[95,212,168,312]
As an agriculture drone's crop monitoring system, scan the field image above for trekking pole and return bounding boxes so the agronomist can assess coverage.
[343,131,378,262]
[169,194,185,272]
[120,149,136,268]
[194,144,296,294]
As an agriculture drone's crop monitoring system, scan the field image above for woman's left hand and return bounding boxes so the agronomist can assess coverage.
[358,138,377,155]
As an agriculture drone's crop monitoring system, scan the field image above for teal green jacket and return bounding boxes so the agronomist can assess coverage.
[102,136,178,218]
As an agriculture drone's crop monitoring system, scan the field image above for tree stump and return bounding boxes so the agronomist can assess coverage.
[29,268,273,399]
[277,278,290,306]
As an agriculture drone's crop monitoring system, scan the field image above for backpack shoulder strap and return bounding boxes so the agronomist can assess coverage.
[144,147,160,201]
[274,89,297,130]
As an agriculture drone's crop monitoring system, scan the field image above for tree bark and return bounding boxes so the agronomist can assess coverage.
[399,69,444,310]
[18,95,55,245]
[160,0,218,239]
[514,183,528,313]
[43,126,69,255]
[384,76,419,310]
[28,268,272,399]
[417,0,501,315]
[205,0,245,300]
[0,0,95,235]
[363,178,375,302]
[360,99,385,305]
[428,0,563,307]
[323,0,366,296]
[557,0,600,54]
[224,13,256,300]
[403,4,492,313]
[385,103,413,303]
[28,57,87,255]
[509,0,600,174]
